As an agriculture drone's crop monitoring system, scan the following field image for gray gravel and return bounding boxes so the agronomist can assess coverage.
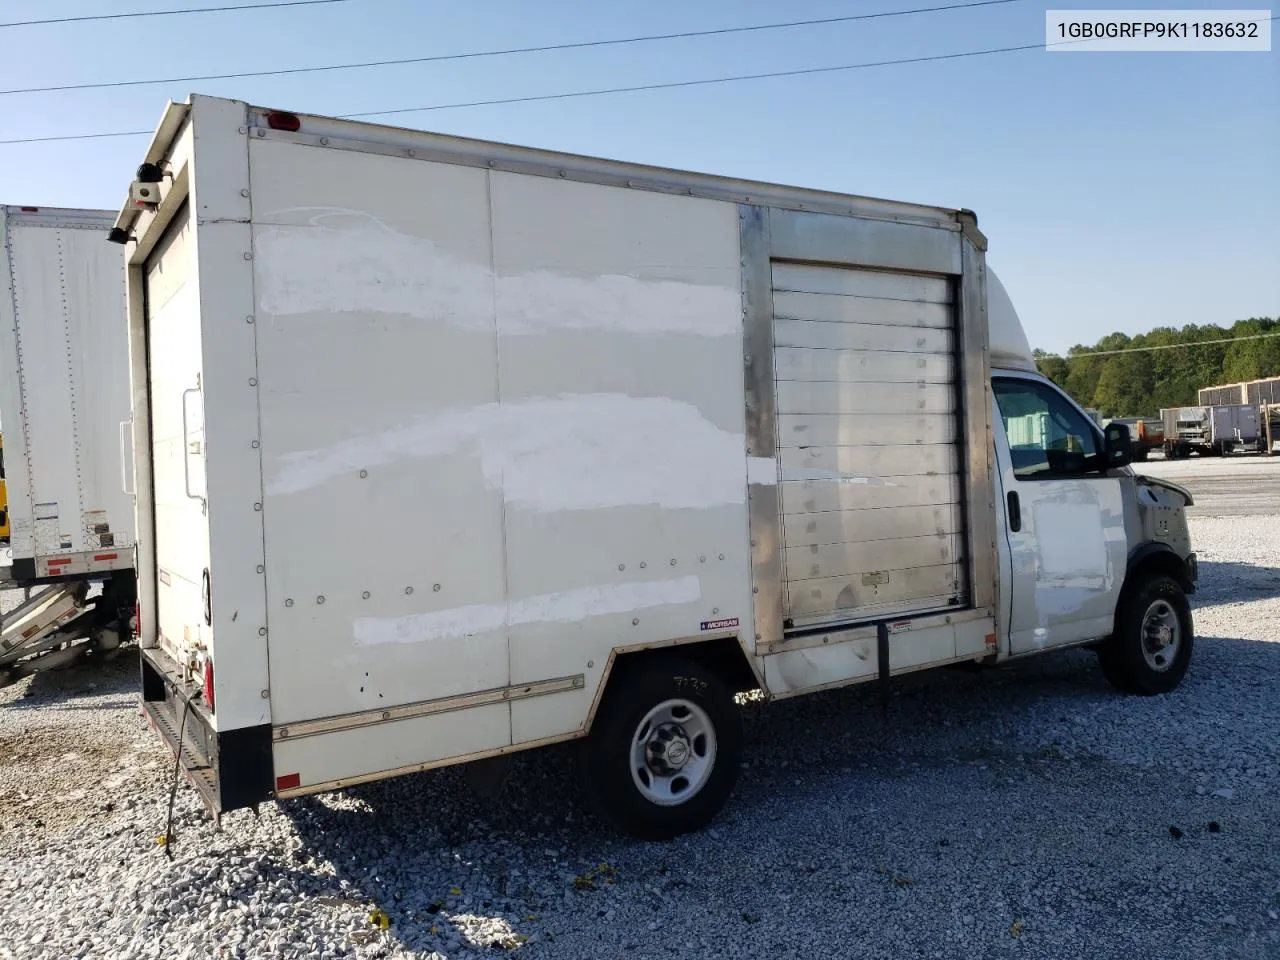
[2,461,1279,960]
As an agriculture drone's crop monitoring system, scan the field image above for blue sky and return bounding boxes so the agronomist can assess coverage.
[2,0,1276,352]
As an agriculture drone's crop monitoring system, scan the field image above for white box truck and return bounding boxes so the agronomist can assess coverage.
[0,205,137,684]
[115,96,1199,838]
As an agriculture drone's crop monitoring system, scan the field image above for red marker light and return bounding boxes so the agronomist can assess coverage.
[276,772,301,791]
[203,659,215,714]
[265,111,301,133]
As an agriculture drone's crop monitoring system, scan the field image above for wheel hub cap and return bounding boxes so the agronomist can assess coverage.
[630,699,717,807]
[1140,599,1181,671]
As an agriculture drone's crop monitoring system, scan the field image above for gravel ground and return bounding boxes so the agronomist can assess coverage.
[2,464,1278,960]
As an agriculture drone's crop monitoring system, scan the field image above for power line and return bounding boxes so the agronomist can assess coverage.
[1039,331,1280,360]
[2,0,1021,96]
[1,0,351,29]
[343,42,1050,120]
[0,38,1048,146]
[5,13,1274,147]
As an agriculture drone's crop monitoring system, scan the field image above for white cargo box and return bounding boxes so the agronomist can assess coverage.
[0,205,135,582]
[121,96,998,820]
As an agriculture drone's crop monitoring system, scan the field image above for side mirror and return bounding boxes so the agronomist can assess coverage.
[1103,422,1132,469]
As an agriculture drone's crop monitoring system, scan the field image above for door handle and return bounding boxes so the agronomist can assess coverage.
[181,386,207,515]
[1007,491,1021,532]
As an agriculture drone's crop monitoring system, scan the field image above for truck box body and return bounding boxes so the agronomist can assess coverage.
[0,206,135,582]
[1198,376,1280,407]
[1161,403,1261,455]
[1210,403,1260,446]
[120,97,1001,809]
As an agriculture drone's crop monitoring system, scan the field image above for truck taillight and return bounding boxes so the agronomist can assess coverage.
[203,659,215,714]
[266,111,301,132]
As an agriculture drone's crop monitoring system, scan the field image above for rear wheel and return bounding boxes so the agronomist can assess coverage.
[581,656,742,840]
[1098,575,1194,695]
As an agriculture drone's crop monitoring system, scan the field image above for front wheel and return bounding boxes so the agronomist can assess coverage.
[1098,575,1194,695]
[581,656,742,841]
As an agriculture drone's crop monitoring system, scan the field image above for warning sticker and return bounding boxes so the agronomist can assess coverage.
[34,502,58,521]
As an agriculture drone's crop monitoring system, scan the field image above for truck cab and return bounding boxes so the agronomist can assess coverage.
[988,272,1196,692]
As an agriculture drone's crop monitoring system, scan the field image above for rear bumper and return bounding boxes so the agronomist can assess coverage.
[141,650,273,815]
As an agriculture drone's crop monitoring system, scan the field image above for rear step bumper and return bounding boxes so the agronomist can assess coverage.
[141,650,273,815]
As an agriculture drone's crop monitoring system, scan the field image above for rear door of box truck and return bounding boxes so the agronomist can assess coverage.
[0,206,135,582]
[138,203,212,668]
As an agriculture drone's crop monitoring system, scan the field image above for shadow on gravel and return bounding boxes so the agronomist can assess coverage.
[273,617,1280,957]
[0,646,139,711]
[1192,560,1280,607]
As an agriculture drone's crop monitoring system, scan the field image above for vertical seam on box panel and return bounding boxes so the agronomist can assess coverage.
[58,230,87,546]
[952,271,973,609]
[241,115,274,724]
[4,216,39,529]
[484,170,513,707]
[741,204,782,651]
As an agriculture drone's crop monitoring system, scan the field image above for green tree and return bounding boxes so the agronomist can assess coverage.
[1034,317,1279,412]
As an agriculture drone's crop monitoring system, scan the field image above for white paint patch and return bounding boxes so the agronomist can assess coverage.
[355,575,703,647]
[1034,502,1108,577]
[254,209,493,332]
[747,457,778,486]
[266,393,749,512]
[496,271,740,338]
[253,208,740,338]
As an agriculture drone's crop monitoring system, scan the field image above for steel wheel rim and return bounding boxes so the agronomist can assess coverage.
[630,698,717,807]
[1140,599,1181,672]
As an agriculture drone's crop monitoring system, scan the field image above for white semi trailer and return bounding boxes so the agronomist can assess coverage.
[0,205,137,685]
[116,96,1199,839]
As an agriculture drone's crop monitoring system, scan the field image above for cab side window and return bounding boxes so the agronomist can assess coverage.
[993,377,1101,479]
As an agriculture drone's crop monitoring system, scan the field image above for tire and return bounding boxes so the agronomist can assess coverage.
[1097,575,1194,696]
[581,656,742,841]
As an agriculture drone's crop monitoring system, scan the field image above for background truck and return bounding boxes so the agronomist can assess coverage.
[120,96,1198,839]
[1103,416,1165,461]
[1160,403,1263,458]
[0,205,137,686]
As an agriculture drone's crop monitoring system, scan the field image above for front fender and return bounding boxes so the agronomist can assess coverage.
[1126,541,1197,596]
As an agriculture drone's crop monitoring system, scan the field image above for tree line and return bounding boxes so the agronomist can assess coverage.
[1033,316,1280,417]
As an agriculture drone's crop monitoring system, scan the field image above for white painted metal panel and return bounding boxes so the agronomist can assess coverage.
[761,615,973,696]
[144,203,211,658]
[249,138,510,730]
[0,208,134,571]
[273,701,511,791]
[246,142,753,745]
[488,171,753,744]
[772,262,966,626]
